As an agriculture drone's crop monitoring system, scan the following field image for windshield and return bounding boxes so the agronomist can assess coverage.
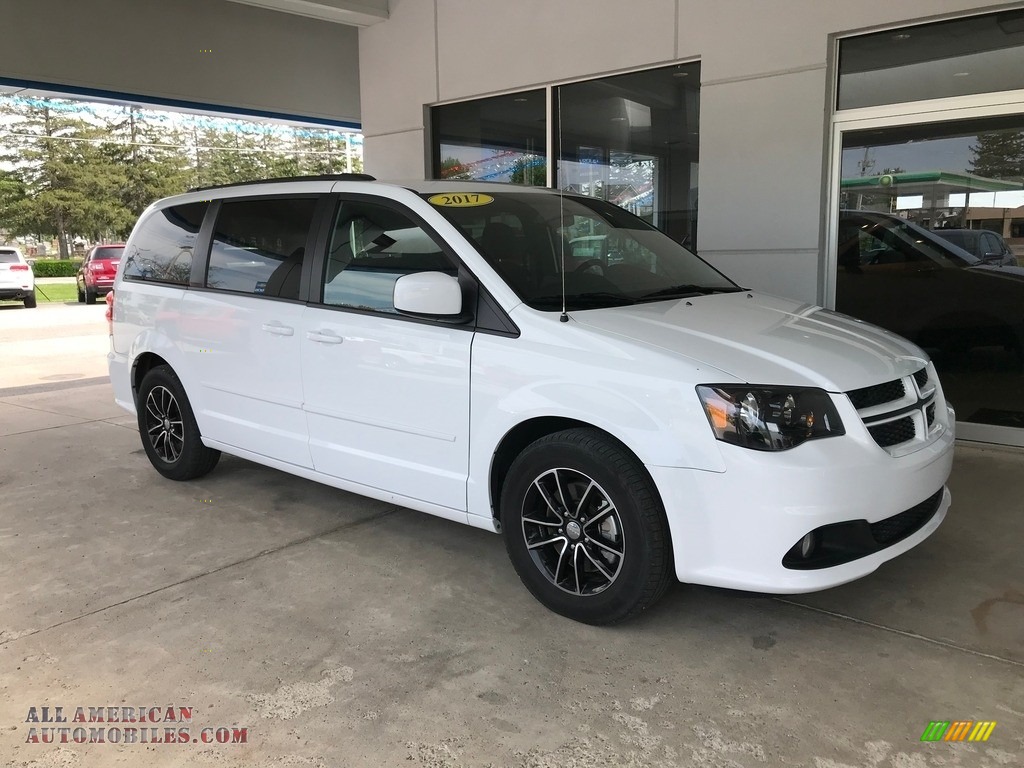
[423,191,739,310]
[838,211,980,271]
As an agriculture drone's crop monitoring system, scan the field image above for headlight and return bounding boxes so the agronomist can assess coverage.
[696,385,845,451]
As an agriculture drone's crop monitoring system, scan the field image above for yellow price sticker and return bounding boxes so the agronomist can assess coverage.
[428,193,494,208]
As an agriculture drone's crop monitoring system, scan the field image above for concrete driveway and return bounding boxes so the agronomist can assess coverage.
[0,305,1021,767]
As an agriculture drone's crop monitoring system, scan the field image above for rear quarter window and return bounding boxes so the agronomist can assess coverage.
[123,202,209,285]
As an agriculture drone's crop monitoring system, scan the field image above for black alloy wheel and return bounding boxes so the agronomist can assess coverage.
[136,365,220,480]
[500,428,672,625]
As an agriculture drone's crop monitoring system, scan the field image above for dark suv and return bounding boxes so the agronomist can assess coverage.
[932,228,1015,266]
[77,244,124,304]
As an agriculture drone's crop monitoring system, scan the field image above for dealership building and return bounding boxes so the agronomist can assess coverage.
[5,0,1024,445]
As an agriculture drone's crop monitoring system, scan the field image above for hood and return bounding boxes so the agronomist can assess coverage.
[571,292,927,392]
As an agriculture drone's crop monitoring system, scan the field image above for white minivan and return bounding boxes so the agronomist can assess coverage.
[108,175,955,624]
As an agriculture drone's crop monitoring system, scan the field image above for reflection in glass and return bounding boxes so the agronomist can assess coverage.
[555,63,700,246]
[431,90,546,186]
[425,190,736,312]
[838,10,1024,110]
[835,116,1024,429]
[429,63,700,246]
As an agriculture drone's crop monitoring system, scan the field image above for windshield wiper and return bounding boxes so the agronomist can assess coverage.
[531,292,636,309]
[638,284,742,301]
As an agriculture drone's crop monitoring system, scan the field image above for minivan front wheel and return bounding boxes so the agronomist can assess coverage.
[500,428,672,625]
[137,365,220,480]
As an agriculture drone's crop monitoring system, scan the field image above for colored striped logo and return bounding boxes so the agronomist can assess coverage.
[920,721,996,742]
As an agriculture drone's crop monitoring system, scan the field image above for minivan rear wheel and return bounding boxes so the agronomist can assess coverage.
[137,365,220,480]
[499,428,672,625]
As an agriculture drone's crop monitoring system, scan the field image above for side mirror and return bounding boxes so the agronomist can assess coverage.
[393,272,468,322]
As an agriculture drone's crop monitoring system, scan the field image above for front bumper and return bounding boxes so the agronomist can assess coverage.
[650,406,955,593]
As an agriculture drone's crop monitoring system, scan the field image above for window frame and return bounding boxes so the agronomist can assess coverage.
[197,193,327,303]
[306,193,483,330]
[122,201,211,288]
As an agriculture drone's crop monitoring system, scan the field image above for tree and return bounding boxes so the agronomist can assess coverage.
[0,169,36,237]
[0,95,365,247]
[0,99,122,257]
[109,108,192,224]
[968,131,1024,181]
[509,156,546,186]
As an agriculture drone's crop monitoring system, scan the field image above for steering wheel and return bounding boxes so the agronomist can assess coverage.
[574,259,605,274]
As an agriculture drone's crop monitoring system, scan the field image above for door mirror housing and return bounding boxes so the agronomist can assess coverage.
[394,271,468,321]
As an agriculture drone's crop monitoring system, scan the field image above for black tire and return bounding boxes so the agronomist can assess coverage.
[23,290,37,309]
[77,282,85,303]
[499,428,672,625]
[136,365,220,481]
[84,286,96,305]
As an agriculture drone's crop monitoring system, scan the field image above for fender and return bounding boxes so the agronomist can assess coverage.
[465,354,731,522]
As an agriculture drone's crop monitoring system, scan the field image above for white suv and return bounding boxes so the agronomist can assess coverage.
[0,246,36,308]
[108,176,955,624]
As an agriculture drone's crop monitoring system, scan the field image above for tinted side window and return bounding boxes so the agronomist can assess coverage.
[323,200,456,313]
[123,202,208,285]
[206,197,318,299]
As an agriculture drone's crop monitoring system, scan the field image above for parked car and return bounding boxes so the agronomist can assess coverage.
[932,228,1015,266]
[77,244,124,304]
[836,210,1024,359]
[108,177,955,624]
[0,246,37,308]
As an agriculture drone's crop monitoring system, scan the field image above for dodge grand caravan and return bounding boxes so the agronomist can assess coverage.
[108,175,955,624]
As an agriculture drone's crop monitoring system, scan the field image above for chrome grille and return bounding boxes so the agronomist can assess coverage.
[913,368,928,389]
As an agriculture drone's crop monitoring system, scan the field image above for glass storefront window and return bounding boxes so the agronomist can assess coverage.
[835,115,1024,429]
[429,62,700,245]
[555,63,699,247]
[838,10,1024,110]
[431,89,546,185]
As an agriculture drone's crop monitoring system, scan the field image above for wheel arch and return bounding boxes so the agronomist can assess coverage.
[131,352,172,407]
[488,417,665,527]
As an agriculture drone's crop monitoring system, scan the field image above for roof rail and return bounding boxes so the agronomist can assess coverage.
[189,173,376,193]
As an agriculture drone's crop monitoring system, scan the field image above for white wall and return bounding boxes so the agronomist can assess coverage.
[0,0,361,125]
[359,0,1019,303]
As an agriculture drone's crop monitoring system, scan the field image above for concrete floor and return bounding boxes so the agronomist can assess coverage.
[0,305,1022,767]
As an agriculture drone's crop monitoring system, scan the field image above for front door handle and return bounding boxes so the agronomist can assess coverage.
[306,330,343,345]
[261,322,294,337]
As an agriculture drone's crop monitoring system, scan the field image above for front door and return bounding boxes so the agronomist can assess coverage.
[301,196,473,513]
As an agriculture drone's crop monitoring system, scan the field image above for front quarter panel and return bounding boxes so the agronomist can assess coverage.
[466,313,733,523]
